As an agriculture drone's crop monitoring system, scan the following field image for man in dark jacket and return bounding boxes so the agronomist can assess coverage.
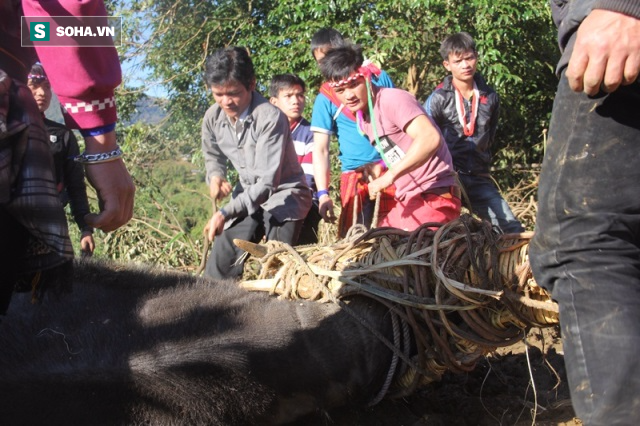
[530,1,640,424]
[425,32,524,234]
[27,64,95,256]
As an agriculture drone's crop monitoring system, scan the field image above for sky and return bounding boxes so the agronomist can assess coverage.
[115,3,168,99]
[121,61,169,99]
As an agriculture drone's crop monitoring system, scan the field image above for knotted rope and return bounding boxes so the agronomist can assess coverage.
[237,214,557,400]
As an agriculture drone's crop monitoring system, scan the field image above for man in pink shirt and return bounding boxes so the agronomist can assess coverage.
[318,43,460,231]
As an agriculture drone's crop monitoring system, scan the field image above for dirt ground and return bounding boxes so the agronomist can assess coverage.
[293,326,582,426]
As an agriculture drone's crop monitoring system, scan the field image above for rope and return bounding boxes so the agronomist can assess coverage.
[368,310,401,406]
[454,172,474,215]
[195,200,216,276]
[238,213,559,402]
[371,186,382,229]
[352,192,359,229]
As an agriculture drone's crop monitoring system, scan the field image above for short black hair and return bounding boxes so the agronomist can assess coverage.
[318,44,364,83]
[204,46,255,90]
[439,32,476,60]
[310,28,345,57]
[269,74,306,98]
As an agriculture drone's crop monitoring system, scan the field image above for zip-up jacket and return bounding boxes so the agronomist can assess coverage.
[44,118,92,233]
[425,73,499,176]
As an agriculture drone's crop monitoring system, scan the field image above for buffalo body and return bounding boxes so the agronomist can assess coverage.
[0,260,396,425]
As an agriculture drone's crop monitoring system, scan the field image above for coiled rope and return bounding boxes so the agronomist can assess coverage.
[237,214,558,400]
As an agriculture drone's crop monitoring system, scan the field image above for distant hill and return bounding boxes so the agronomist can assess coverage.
[126,95,168,126]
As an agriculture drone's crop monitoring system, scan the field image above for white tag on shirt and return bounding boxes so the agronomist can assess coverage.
[377,135,405,167]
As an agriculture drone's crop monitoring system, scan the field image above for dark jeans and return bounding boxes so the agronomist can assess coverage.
[459,174,524,233]
[205,209,302,280]
[297,200,322,246]
[530,76,640,425]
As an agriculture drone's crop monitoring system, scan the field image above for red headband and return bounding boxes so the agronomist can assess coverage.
[328,72,365,88]
[327,62,382,88]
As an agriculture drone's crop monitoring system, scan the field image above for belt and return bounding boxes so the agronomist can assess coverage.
[424,185,461,199]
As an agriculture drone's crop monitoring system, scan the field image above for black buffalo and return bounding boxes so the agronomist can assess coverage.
[0,259,397,425]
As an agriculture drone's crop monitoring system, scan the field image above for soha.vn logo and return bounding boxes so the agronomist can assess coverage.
[29,22,50,41]
[29,21,115,41]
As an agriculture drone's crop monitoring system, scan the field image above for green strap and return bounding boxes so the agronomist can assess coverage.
[365,79,392,169]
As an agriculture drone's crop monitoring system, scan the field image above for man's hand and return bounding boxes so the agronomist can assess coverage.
[368,171,395,200]
[84,159,135,232]
[359,161,385,183]
[318,195,337,223]
[209,176,232,201]
[567,9,640,95]
[80,231,95,257]
[82,131,135,232]
[204,211,226,241]
[205,177,231,240]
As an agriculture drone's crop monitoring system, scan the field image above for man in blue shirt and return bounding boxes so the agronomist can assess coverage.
[310,28,394,237]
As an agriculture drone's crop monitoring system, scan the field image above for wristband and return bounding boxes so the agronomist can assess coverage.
[219,208,228,218]
[79,123,116,137]
[74,146,122,164]
[316,189,330,199]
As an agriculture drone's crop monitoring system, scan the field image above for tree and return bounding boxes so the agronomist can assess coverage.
[99,0,558,265]
[111,0,558,171]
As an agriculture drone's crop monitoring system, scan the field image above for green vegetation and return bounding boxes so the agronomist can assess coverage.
[75,123,211,270]
[83,0,558,270]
